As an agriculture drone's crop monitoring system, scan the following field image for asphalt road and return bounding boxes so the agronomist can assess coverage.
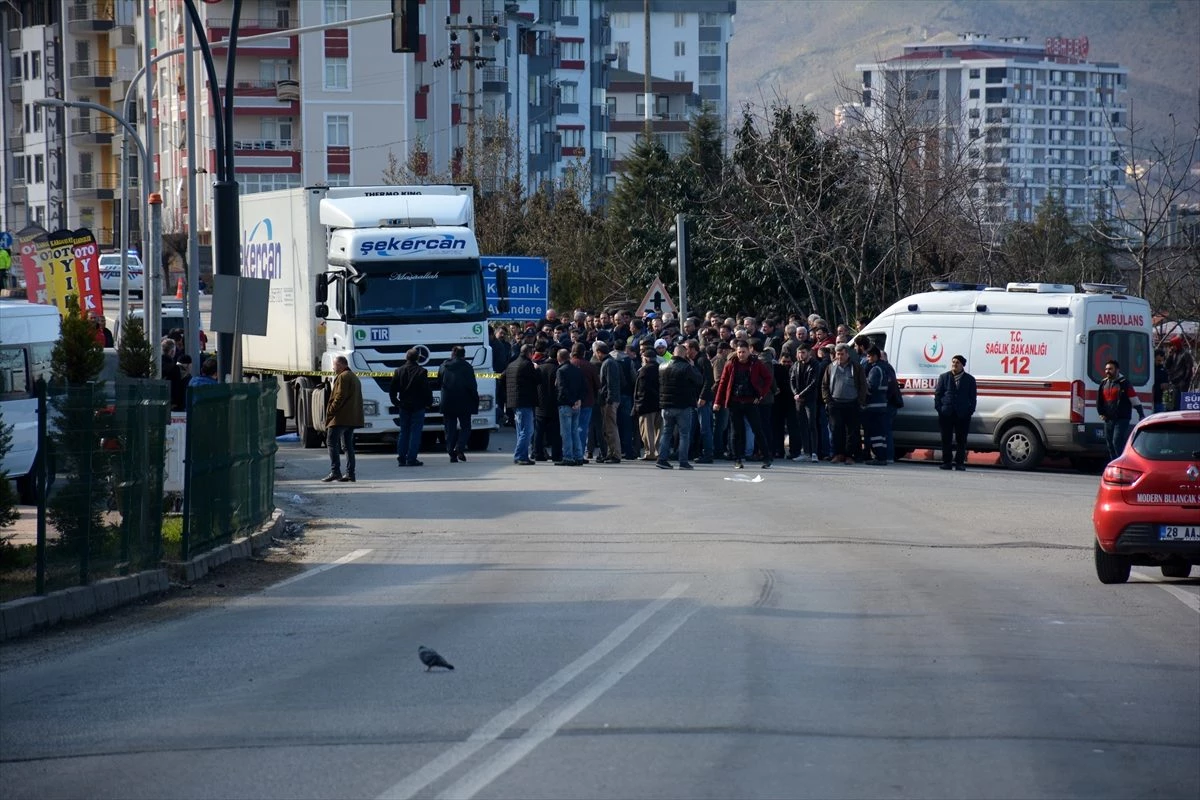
[2,433,1197,799]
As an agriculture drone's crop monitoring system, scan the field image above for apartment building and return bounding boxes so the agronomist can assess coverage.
[603,67,698,190]
[606,0,734,127]
[0,0,139,247]
[856,32,1129,224]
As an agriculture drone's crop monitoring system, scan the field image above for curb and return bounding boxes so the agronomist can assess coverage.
[0,509,285,642]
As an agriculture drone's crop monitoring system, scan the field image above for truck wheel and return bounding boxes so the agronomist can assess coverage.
[1094,540,1131,584]
[1161,562,1193,579]
[468,430,491,451]
[302,424,323,449]
[999,424,1044,470]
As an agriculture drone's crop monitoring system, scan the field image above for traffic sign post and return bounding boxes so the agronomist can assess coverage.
[484,256,549,321]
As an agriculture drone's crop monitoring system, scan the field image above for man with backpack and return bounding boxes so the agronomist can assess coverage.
[1097,359,1146,460]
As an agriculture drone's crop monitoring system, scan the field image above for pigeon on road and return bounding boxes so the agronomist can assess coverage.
[418,646,454,671]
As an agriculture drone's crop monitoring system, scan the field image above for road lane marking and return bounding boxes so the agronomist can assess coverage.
[266,549,373,592]
[377,581,690,800]
[1131,572,1200,614]
[436,606,698,800]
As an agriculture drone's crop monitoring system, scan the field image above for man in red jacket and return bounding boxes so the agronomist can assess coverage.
[713,340,773,470]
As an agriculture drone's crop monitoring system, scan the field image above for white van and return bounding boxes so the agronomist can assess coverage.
[0,300,60,500]
[859,282,1153,470]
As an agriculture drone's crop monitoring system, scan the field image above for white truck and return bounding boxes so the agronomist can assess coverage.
[859,282,1154,471]
[239,185,505,450]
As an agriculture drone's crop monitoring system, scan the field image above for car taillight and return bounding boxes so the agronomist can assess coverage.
[1102,464,1142,486]
[1070,379,1085,424]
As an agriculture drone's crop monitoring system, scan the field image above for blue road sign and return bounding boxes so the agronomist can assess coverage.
[483,256,549,321]
[0,231,12,250]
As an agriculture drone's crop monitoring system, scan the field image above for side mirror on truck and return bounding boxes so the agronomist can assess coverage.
[496,268,510,313]
[315,272,329,303]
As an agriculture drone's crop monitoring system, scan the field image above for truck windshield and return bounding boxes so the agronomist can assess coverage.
[347,259,487,323]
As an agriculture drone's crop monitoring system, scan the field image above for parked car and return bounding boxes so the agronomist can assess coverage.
[98,252,144,295]
[1092,410,1200,583]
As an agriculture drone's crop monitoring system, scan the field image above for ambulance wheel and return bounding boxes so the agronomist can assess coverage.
[468,430,491,451]
[998,424,1044,470]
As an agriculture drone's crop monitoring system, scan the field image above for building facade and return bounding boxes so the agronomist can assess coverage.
[856,32,1129,224]
[1,0,140,247]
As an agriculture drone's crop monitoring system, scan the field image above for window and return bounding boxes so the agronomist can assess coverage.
[79,206,95,228]
[1088,330,1150,386]
[33,155,44,183]
[674,13,685,27]
[260,59,292,82]
[611,12,629,27]
[560,41,582,61]
[326,172,350,187]
[32,104,41,132]
[673,41,685,57]
[674,70,686,83]
[560,82,577,104]
[635,94,646,116]
[31,51,40,79]
[561,0,578,16]
[699,42,720,56]
[606,136,616,158]
[969,68,980,79]
[699,12,720,25]
[605,96,615,117]
[699,71,719,85]
[33,205,45,225]
[560,129,583,148]
[323,0,348,24]
[237,173,302,195]
[968,88,979,99]
[326,114,349,147]
[324,56,348,90]
[1132,423,1200,460]
[9,55,19,79]
[968,127,980,139]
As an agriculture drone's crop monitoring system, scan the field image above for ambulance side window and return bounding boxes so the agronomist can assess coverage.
[1088,331,1150,386]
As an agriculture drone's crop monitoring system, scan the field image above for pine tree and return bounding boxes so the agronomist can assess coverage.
[117,314,155,378]
[605,136,678,303]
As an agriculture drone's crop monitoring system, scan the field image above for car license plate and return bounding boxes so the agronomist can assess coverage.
[1159,525,1200,541]
[471,416,489,427]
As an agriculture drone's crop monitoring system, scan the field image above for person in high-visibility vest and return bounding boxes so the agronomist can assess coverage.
[0,247,11,289]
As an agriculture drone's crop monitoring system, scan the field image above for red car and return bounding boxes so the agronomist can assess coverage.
[1092,410,1200,583]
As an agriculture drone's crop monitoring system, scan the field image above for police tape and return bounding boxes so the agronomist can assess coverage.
[246,368,502,380]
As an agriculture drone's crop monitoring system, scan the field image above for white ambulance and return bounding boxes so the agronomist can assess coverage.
[859,282,1153,470]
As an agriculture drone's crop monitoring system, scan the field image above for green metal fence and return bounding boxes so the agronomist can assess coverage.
[21,379,170,596]
[180,381,278,561]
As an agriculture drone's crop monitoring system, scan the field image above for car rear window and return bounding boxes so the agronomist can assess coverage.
[1131,423,1200,459]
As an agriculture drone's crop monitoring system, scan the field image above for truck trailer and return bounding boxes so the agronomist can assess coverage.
[239,185,505,450]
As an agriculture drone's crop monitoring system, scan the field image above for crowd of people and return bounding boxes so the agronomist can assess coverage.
[485,307,918,470]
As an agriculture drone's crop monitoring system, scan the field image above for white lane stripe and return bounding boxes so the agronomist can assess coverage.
[266,548,373,591]
[436,606,698,800]
[377,581,690,800]
[1131,571,1200,614]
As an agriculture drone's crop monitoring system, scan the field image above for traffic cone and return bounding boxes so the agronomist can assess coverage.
[175,277,184,299]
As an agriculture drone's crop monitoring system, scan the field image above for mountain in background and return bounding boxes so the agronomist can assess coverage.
[727,0,1199,147]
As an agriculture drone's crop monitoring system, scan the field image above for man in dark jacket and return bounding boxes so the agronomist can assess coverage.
[1097,358,1146,460]
[491,326,513,426]
[570,342,599,463]
[595,342,623,463]
[534,344,563,463]
[391,348,433,467]
[714,340,774,470]
[504,343,540,465]
[633,344,661,461]
[554,348,585,465]
[821,343,867,465]
[933,354,978,471]
[438,345,479,463]
[657,344,704,469]
[789,343,819,462]
[686,339,716,463]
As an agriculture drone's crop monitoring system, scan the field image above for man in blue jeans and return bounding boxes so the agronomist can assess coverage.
[390,347,432,467]
[686,339,715,463]
[657,344,703,470]
[554,348,584,465]
[1097,359,1146,460]
[504,343,540,465]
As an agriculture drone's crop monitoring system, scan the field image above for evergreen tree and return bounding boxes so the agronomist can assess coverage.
[605,136,679,305]
[117,314,155,378]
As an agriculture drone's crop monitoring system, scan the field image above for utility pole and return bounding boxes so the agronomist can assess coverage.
[643,0,652,138]
[442,14,504,181]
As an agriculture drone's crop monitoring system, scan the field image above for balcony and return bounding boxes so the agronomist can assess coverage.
[66,1,116,32]
[207,13,292,34]
[9,177,26,204]
[7,128,24,152]
[232,138,294,151]
[70,115,116,143]
[108,25,136,49]
[7,78,21,102]
[69,59,115,89]
[275,79,299,102]
[71,171,118,199]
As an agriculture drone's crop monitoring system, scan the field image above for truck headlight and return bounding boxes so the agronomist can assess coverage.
[478,394,493,411]
[362,400,379,416]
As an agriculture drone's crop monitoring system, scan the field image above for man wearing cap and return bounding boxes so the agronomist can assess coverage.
[653,338,671,364]
[933,354,978,471]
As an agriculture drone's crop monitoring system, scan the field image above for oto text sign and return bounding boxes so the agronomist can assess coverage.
[484,256,548,321]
